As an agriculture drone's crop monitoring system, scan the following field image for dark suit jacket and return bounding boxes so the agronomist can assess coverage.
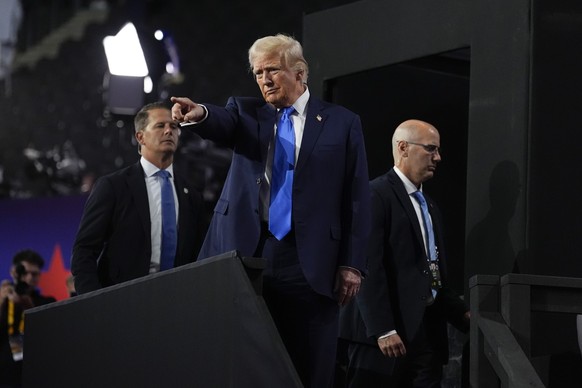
[188,96,370,298]
[71,162,205,294]
[340,169,467,363]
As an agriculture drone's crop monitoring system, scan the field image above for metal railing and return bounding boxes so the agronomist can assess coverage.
[469,273,582,387]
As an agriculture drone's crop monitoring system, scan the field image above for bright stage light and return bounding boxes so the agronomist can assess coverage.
[102,22,151,115]
[103,22,148,77]
[144,76,153,94]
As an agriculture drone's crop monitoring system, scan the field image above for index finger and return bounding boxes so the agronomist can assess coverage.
[170,97,195,120]
[170,96,193,107]
[171,103,184,121]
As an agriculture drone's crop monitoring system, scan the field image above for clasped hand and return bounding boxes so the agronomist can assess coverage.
[334,267,361,306]
[377,333,407,358]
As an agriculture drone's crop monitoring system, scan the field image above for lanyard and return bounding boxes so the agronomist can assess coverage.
[7,299,25,336]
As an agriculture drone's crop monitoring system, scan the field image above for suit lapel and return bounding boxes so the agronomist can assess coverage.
[174,174,188,256]
[425,195,442,255]
[127,162,151,240]
[387,169,425,254]
[296,97,325,172]
[257,103,277,164]
[174,174,184,224]
[256,97,324,171]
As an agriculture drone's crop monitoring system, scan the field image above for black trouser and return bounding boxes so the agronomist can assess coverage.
[346,307,443,388]
[256,225,339,388]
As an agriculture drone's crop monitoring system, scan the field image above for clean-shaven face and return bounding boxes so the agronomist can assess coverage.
[136,108,180,156]
[252,52,304,108]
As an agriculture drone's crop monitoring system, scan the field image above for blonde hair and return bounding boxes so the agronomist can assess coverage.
[248,34,309,83]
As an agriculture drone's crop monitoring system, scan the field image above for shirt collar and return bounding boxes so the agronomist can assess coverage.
[293,87,310,117]
[280,87,310,117]
[393,166,422,195]
[140,157,174,178]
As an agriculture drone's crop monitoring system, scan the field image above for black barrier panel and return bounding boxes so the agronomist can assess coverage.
[23,251,302,388]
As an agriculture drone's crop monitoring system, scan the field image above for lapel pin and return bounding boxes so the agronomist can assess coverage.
[184,188,189,194]
[316,114,322,122]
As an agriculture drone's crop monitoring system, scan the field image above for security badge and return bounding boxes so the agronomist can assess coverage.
[429,246,442,290]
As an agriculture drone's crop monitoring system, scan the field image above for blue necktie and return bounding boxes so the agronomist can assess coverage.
[411,191,436,261]
[412,190,440,299]
[269,107,295,240]
[157,170,177,271]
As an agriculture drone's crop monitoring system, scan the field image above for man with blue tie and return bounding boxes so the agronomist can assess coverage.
[71,102,205,295]
[170,34,371,388]
[341,120,470,387]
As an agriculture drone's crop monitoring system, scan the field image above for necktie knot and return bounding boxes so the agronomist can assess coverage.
[281,106,294,118]
[277,107,295,167]
[157,170,171,179]
[412,190,426,206]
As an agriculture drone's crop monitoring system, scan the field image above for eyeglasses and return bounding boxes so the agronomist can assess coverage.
[406,141,441,154]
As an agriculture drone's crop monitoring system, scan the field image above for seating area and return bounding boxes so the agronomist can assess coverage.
[0,0,230,202]
[0,0,357,202]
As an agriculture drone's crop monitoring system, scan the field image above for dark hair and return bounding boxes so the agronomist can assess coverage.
[12,249,45,269]
[134,101,170,133]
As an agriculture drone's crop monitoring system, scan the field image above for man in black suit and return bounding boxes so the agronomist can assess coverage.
[341,119,470,387]
[71,102,205,295]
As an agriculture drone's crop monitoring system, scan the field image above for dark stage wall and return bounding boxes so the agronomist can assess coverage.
[304,0,582,384]
[305,0,582,304]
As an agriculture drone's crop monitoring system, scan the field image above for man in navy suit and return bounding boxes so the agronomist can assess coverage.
[341,120,470,387]
[71,102,205,295]
[171,34,370,388]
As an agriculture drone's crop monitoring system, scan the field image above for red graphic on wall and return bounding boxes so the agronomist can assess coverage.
[38,244,71,301]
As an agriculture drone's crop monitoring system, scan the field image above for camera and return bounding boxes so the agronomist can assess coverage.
[14,264,31,295]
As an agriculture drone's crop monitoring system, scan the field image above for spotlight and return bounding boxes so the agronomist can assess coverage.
[103,22,148,77]
[102,22,149,115]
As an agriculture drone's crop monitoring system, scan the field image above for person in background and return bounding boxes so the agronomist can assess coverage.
[341,120,470,387]
[9,249,55,306]
[1,249,55,387]
[71,102,206,294]
[171,34,371,387]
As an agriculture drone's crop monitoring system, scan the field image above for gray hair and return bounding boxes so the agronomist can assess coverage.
[248,34,309,84]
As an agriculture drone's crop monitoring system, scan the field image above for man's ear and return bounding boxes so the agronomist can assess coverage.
[398,141,408,157]
[135,131,144,145]
[296,70,304,82]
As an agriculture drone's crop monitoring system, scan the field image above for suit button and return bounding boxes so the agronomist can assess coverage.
[256,177,262,185]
